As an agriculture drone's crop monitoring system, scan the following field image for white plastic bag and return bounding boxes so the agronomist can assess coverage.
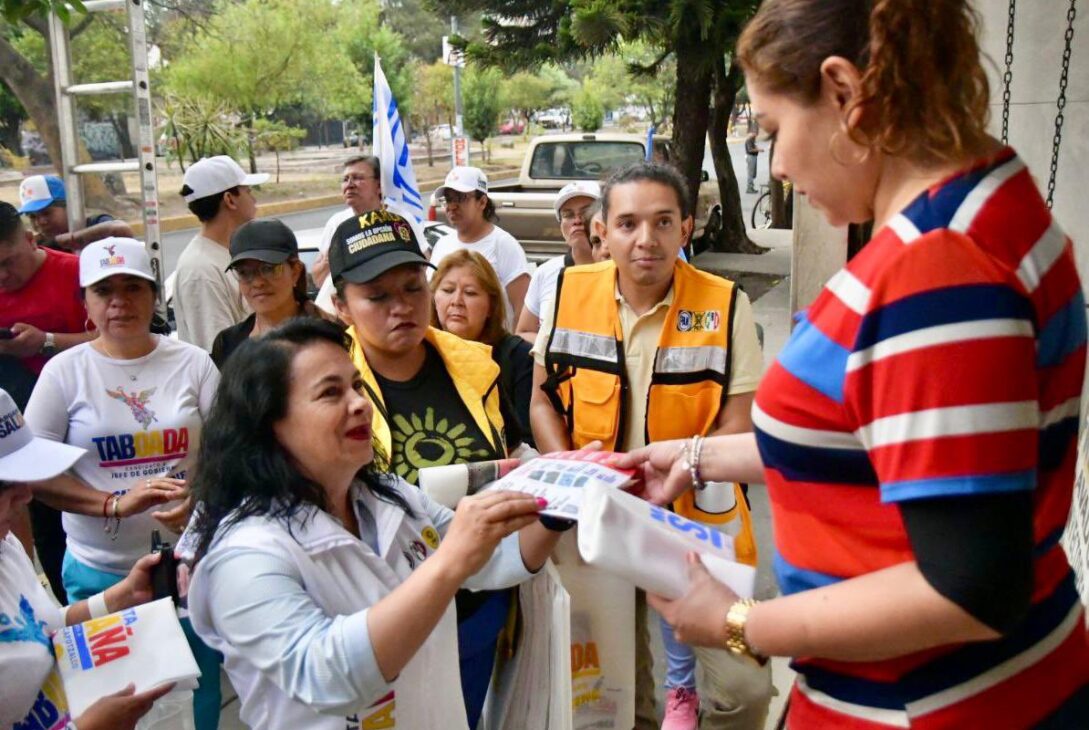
[578,482,756,600]
[483,562,572,730]
[553,534,635,730]
[52,598,200,717]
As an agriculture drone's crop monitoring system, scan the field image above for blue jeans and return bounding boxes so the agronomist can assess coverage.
[659,613,697,690]
[457,589,512,728]
[62,552,223,730]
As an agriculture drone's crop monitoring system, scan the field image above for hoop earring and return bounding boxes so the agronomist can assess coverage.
[829,128,871,167]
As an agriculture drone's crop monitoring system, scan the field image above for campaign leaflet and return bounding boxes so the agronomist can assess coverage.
[51,598,200,715]
[482,451,637,520]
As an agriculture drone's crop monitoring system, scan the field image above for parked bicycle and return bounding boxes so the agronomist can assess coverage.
[751,181,794,230]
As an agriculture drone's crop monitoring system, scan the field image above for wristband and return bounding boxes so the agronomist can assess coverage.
[539,514,576,532]
[88,591,110,619]
[102,491,112,518]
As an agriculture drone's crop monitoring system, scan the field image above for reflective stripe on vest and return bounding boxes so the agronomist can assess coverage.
[550,327,620,364]
[654,345,728,375]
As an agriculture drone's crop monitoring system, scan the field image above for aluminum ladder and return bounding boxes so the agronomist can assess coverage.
[47,0,164,313]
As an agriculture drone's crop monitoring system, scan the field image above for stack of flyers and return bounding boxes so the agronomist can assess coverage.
[51,598,200,715]
[483,450,637,521]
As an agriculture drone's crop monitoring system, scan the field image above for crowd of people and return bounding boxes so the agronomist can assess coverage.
[3,0,1089,729]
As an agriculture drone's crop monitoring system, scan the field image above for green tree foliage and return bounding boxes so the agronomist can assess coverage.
[0,80,26,155]
[252,118,305,182]
[411,60,454,165]
[1,0,84,23]
[463,66,502,159]
[501,71,553,130]
[571,84,604,132]
[157,92,242,170]
[438,0,760,252]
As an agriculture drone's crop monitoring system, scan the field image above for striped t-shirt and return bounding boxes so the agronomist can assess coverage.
[755,148,1089,728]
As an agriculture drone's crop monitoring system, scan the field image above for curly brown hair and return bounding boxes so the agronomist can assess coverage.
[737,0,991,165]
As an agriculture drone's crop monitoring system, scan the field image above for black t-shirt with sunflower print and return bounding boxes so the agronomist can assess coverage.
[373,343,502,485]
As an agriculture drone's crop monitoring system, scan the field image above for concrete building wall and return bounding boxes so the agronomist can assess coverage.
[976,0,1089,278]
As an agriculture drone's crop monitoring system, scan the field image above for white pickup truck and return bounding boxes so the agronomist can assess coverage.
[429,132,722,261]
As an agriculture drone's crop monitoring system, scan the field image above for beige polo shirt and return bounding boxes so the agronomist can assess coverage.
[532,282,763,450]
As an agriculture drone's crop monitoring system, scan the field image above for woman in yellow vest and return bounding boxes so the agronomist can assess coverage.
[327,209,532,728]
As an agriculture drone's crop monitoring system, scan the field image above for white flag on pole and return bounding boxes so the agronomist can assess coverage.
[373,54,425,222]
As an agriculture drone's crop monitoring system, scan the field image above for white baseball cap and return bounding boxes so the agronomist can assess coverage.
[0,389,85,482]
[181,155,269,203]
[79,237,156,287]
[438,166,488,198]
[554,181,601,221]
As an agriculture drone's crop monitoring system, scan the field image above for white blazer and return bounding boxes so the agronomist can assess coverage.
[188,477,530,729]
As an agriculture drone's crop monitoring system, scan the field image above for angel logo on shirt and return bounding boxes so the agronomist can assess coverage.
[106,386,158,430]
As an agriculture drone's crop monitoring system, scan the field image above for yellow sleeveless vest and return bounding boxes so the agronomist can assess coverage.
[348,325,507,472]
[543,260,756,565]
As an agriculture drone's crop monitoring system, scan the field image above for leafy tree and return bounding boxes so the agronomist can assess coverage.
[165,0,367,171]
[0,1,123,206]
[157,92,242,170]
[0,80,26,154]
[462,66,502,160]
[571,84,604,132]
[501,71,552,132]
[411,59,454,166]
[253,118,305,182]
[440,0,761,253]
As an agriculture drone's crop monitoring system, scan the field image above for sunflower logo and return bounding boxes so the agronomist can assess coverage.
[391,408,491,483]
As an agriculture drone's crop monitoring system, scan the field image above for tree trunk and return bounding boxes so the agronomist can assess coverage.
[670,41,712,230]
[769,143,788,228]
[244,115,257,173]
[0,33,115,211]
[709,58,764,254]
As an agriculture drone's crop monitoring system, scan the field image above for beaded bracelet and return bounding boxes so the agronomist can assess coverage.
[687,435,706,492]
[103,493,122,540]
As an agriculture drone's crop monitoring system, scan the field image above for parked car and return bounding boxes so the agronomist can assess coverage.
[429,132,723,260]
[535,109,567,129]
[499,119,526,135]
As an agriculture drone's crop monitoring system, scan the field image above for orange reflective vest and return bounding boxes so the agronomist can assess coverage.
[542,260,756,565]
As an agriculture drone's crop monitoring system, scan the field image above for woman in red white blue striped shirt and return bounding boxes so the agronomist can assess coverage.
[618,1,1089,727]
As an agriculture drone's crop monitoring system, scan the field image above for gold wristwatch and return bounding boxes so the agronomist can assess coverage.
[724,599,766,664]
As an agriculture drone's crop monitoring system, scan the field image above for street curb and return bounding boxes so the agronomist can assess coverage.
[126,164,522,237]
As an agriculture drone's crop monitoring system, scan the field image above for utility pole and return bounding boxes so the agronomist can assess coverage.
[451,15,466,166]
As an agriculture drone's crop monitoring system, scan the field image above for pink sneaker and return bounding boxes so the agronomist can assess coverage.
[661,687,699,730]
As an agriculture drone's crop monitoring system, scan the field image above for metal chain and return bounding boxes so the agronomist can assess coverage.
[1048,0,1077,209]
[1001,0,1016,144]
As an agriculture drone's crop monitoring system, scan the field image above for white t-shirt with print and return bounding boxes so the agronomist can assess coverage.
[26,337,220,574]
[523,254,566,320]
[0,533,73,730]
[429,225,529,328]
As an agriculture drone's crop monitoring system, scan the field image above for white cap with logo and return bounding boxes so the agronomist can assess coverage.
[439,166,488,198]
[0,389,85,481]
[79,237,157,288]
[554,180,601,221]
[181,155,269,203]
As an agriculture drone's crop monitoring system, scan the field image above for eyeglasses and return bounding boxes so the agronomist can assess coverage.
[443,190,478,205]
[342,174,378,185]
[559,206,594,222]
[232,262,286,283]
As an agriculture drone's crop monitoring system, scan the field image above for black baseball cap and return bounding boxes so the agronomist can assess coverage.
[329,209,431,284]
[227,219,298,270]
